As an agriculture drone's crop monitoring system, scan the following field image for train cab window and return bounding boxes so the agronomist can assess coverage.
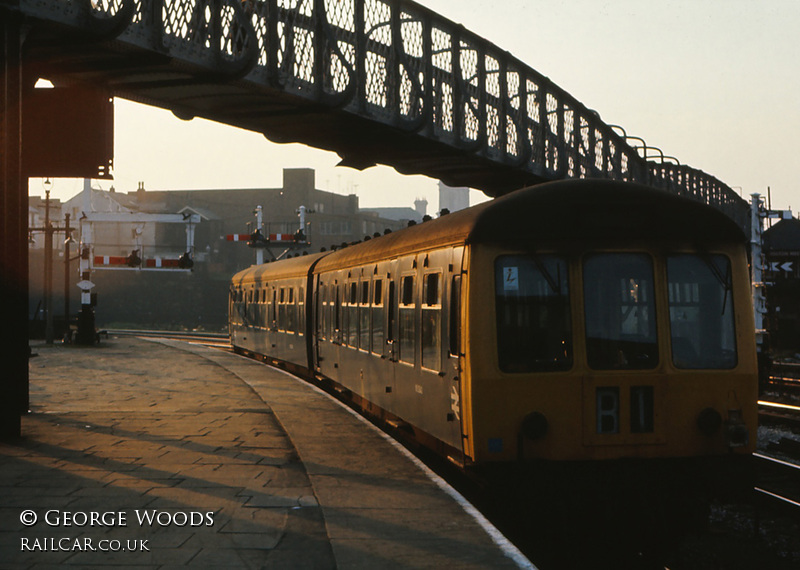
[359,280,371,350]
[422,273,442,371]
[372,279,384,354]
[495,255,572,372]
[667,254,737,369]
[399,275,415,364]
[583,253,658,370]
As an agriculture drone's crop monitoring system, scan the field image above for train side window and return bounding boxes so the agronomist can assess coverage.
[387,281,396,346]
[278,287,286,331]
[372,278,384,354]
[347,282,358,347]
[583,253,658,370]
[261,293,268,328]
[667,254,736,369]
[360,280,371,351]
[288,286,297,333]
[319,284,327,340]
[334,284,341,342]
[296,286,303,336]
[496,255,572,373]
[271,289,276,329]
[449,275,461,356]
[399,275,415,364]
[341,284,349,345]
[422,273,442,371]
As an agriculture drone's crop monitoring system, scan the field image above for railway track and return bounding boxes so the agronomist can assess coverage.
[759,400,800,429]
[754,452,800,522]
[105,328,232,349]
[754,398,800,523]
[764,361,800,396]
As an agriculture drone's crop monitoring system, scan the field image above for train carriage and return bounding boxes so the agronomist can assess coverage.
[229,179,757,476]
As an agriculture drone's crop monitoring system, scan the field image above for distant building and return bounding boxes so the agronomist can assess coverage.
[57,168,409,274]
[414,197,428,219]
[30,169,415,330]
[28,194,63,250]
[126,168,408,273]
[763,216,800,352]
[61,185,165,261]
[438,181,469,214]
[359,207,422,224]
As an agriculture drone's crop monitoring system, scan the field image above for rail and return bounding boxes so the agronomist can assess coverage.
[753,453,800,521]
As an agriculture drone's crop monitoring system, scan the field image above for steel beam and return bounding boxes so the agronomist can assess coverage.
[1,11,27,438]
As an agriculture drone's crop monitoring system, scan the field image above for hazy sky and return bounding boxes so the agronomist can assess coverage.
[34,0,800,213]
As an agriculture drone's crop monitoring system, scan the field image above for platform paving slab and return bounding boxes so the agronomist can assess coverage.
[0,337,525,569]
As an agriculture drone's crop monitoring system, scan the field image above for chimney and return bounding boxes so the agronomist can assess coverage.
[414,197,428,218]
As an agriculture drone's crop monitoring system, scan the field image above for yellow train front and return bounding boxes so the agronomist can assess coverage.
[229,179,757,487]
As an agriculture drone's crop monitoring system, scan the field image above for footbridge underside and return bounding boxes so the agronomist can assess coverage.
[9,0,748,229]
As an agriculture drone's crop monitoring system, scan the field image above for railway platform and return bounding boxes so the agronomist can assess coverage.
[2,336,528,569]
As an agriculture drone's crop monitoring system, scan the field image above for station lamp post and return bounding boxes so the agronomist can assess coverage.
[29,186,76,344]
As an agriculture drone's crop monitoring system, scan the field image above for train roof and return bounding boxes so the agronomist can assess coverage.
[467,178,746,245]
[314,179,745,271]
[231,251,329,286]
[232,180,746,284]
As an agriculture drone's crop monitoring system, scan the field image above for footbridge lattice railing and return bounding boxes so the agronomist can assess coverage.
[13,0,750,231]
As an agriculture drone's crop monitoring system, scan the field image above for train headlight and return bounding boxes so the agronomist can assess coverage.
[697,407,722,436]
[521,412,548,441]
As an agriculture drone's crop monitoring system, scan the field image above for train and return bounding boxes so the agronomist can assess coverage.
[229,179,757,487]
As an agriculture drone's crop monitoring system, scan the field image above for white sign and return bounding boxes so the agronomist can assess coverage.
[76,280,95,291]
[503,267,519,291]
[769,261,794,273]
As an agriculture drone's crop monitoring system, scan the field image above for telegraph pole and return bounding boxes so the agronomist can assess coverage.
[43,189,54,344]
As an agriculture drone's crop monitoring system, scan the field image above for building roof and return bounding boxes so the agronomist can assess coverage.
[764,217,800,252]
[179,205,221,221]
[360,207,422,223]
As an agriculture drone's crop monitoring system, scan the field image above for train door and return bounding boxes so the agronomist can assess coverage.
[383,260,399,405]
[331,278,343,378]
[444,246,466,452]
[312,274,323,373]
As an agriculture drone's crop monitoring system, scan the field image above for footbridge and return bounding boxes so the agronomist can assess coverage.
[5,0,747,227]
[1,0,750,437]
